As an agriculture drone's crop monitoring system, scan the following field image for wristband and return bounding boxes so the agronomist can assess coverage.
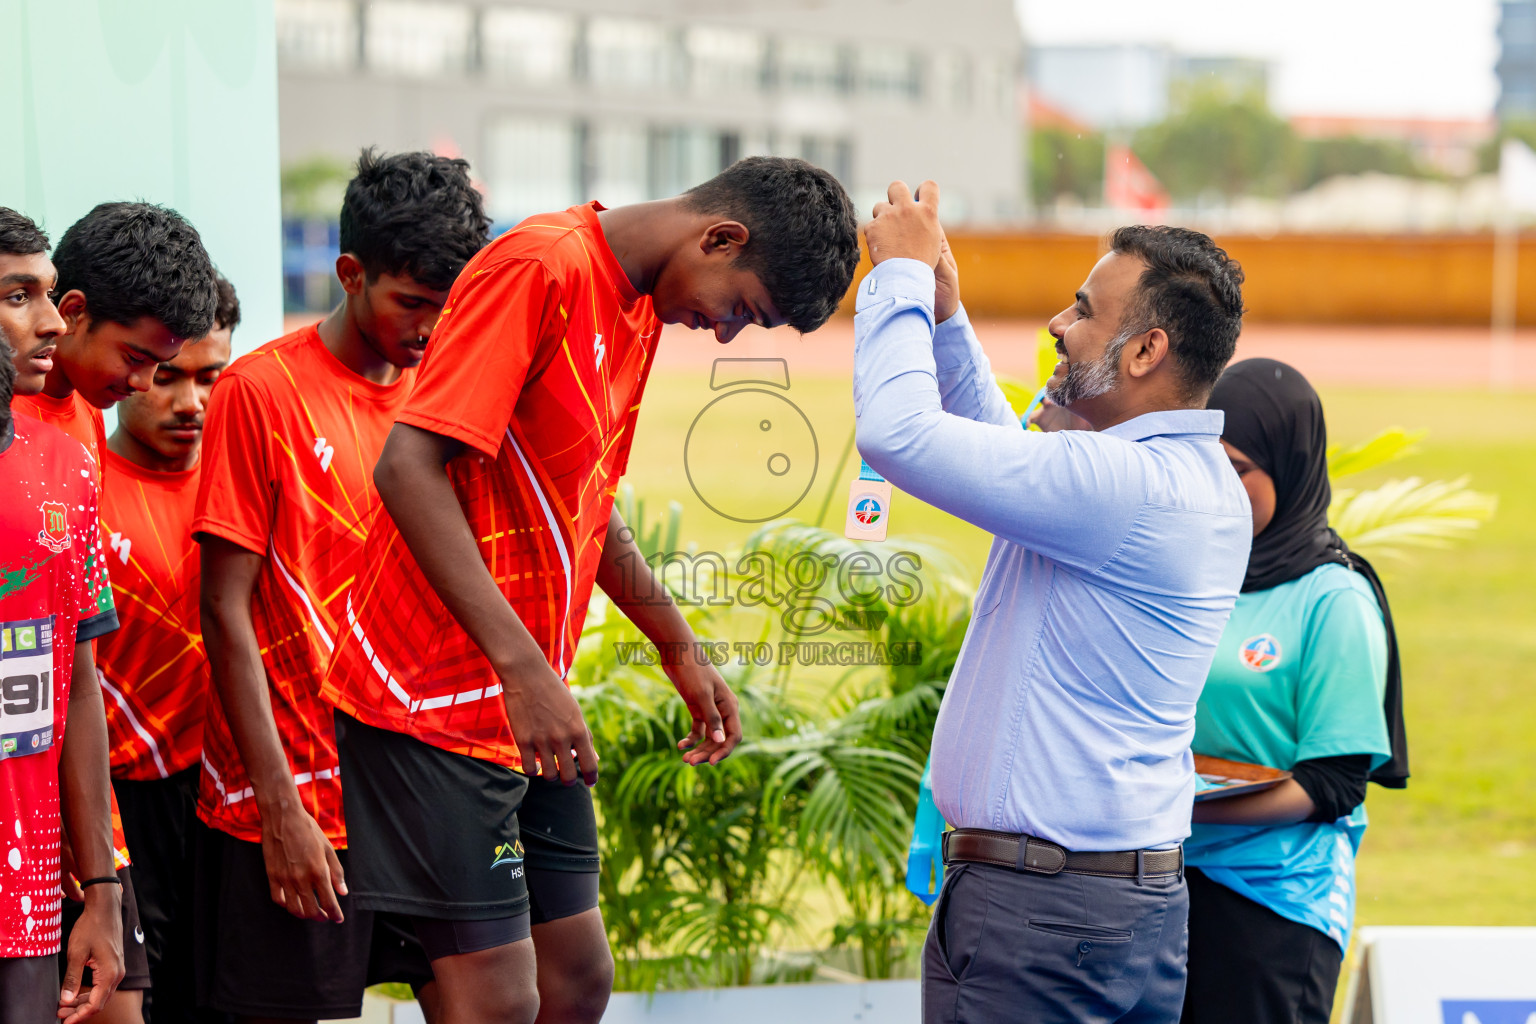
[78,876,122,888]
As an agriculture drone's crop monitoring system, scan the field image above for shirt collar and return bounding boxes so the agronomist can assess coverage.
[1100,408,1225,442]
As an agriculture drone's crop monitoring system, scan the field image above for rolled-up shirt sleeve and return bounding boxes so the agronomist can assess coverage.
[932,302,1018,428]
[852,258,1147,573]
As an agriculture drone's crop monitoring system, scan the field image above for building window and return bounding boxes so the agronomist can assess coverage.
[483,115,580,222]
[590,124,649,208]
[650,126,727,198]
[588,17,679,90]
[975,56,1015,113]
[482,8,574,84]
[857,44,920,102]
[275,0,357,71]
[932,51,972,110]
[686,26,766,95]
[779,37,845,96]
[365,0,472,78]
[797,135,853,184]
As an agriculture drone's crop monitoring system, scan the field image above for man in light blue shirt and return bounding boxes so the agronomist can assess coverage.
[854,182,1251,1024]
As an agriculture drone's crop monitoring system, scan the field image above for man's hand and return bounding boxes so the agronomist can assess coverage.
[935,232,961,324]
[663,661,742,767]
[1028,397,1094,433]
[58,885,123,1024]
[259,804,347,922]
[865,180,943,268]
[502,663,600,787]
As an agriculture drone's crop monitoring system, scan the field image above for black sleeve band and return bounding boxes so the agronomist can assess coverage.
[75,607,121,643]
[79,876,123,888]
[1291,754,1372,823]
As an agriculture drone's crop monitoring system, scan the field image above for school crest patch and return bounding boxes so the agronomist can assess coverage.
[37,502,71,553]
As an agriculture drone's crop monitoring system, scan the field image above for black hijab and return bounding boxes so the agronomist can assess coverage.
[1207,358,1409,788]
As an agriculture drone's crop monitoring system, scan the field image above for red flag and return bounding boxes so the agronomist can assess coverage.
[1105,145,1169,217]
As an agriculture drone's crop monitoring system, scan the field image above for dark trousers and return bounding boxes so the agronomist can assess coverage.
[1180,867,1343,1024]
[922,861,1189,1024]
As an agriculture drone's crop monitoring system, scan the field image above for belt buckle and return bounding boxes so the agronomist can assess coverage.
[1015,836,1067,875]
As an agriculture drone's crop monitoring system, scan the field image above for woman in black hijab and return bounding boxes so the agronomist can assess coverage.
[1181,358,1408,1024]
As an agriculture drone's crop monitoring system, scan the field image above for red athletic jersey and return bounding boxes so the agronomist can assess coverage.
[12,391,107,482]
[193,327,415,844]
[323,203,660,768]
[97,449,206,780]
[0,415,111,957]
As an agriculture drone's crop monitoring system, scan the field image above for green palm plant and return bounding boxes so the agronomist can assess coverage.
[1325,429,1498,559]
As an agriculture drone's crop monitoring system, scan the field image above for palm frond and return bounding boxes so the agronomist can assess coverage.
[1327,428,1425,480]
[1331,476,1498,560]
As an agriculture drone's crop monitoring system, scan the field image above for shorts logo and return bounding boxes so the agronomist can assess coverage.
[491,840,525,880]
[37,502,70,553]
[1239,634,1282,672]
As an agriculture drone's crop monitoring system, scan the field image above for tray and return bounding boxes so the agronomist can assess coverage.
[1193,754,1292,802]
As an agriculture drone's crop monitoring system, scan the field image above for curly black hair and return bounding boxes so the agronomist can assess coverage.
[684,157,860,334]
[0,206,50,258]
[212,270,241,333]
[1110,225,1246,399]
[340,148,492,292]
[53,202,217,341]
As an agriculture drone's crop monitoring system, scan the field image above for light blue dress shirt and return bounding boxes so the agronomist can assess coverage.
[853,258,1252,852]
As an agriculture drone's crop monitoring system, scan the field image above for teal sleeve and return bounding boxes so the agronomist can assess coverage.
[1294,581,1393,769]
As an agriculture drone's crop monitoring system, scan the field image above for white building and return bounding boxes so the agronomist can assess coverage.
[275,0,1025,225]
[1029,43,1271,130]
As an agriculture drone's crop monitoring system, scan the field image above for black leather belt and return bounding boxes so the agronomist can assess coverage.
[943,828,1183,881]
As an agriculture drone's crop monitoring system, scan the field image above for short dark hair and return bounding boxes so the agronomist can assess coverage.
[0,207,49,257]
[339,148,491,292]
[212,270,241,333]
[1110,225,1245,398]
[684,156,860,333]
[54,202,217,341]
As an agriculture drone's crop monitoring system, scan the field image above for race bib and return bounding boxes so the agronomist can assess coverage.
[1,616,56,760]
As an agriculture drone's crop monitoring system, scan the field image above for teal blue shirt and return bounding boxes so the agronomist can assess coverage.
[1185,562,1391,950]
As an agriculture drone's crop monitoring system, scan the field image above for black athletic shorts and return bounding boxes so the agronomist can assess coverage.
[112,765,201,1023]
[192,822,433,1019]
[59,864,151,991]
[334,710,600,950]
[0,954,57,1024]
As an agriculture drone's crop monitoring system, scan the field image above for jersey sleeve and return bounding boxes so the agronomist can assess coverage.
[397,259,563,459]
[76,469,119,641]
[1294,581,1393,768]
[193,372,278,556]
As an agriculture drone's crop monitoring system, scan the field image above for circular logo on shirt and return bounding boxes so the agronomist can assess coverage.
[1239,633,1283,672]
[852,495,884,526]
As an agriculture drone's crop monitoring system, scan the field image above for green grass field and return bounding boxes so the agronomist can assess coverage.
[623,371,1536,928]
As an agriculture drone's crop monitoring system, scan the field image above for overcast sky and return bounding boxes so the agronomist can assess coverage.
[1016,0,1501,120]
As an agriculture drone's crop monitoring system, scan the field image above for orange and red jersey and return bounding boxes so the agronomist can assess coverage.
[323,203,661,769]
[193,326,415,845]
[97,449,206,781]
[0,414,114,957]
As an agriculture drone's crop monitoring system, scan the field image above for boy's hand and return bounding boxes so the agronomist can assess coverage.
[260,804,347,922]
[503,666,600,787]
[865,180,943,268]
[58,884,123,1023]
[1028,397,1094,433]
[665,661,743,766]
